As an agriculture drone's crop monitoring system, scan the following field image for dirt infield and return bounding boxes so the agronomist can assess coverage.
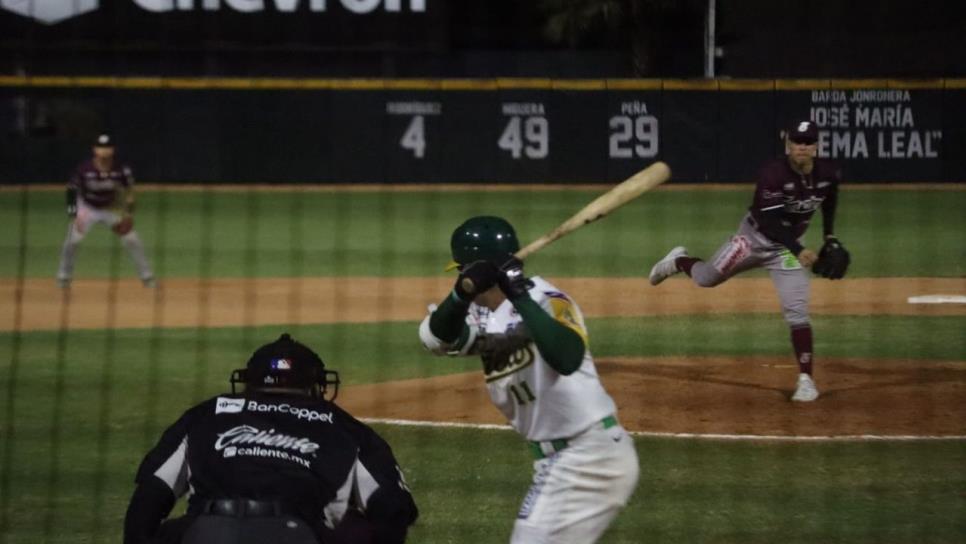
[339,356,966,438]
[2,276,963,331]
[1,275,964,437]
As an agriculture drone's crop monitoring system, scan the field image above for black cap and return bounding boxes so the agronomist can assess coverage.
[94,133,115,147]
[242,333,324,389]
[787,120,818,144]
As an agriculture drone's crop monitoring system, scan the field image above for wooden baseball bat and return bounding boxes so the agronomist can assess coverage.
[461,161,672,294]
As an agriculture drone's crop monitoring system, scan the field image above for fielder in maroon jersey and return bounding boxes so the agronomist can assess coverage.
[648,120,847,402]
[56,134,156,288]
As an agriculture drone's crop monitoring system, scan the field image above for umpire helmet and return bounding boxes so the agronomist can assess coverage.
[446,216,520,271]
[230,333,340,400]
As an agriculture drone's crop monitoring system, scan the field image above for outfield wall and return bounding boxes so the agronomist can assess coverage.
[1,77,963,184]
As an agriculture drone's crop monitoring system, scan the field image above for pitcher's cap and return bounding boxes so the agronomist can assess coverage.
[94,133,115,147]
[787,121,818,144]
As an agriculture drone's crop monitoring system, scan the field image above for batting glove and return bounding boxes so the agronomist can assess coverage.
[454,260,500,301]
[497,256,530,300]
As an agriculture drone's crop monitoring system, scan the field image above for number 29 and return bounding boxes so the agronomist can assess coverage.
[609,115,658,158]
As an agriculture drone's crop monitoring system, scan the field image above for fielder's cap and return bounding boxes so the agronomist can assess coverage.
[787,120,818,144]
[94,133,115,147]
[242,333,324,389]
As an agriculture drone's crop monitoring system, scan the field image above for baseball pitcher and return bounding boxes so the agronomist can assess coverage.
[56,133,155,288]
[647,120,851,402]
[419,216,639,544]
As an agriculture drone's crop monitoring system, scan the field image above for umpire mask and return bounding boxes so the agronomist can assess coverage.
[230,333,340,400]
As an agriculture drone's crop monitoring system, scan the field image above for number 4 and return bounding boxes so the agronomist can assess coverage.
[400,115,426,158]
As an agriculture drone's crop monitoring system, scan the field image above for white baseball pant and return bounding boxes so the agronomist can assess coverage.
[511,420,639,544]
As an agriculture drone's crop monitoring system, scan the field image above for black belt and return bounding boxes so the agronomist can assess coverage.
[202,498,291,518]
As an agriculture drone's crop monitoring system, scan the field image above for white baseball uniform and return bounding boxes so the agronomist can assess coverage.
[420,276,639,543]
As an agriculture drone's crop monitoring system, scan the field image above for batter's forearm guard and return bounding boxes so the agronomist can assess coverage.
[428,292,470,343]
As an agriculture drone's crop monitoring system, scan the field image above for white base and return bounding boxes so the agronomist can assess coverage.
[907,295,966,304]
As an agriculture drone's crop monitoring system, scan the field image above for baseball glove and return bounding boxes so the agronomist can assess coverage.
[812,237,850,280]
[112,214,134,236]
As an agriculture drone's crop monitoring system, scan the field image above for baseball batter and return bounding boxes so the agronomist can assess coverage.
[648,120,850,402]
[419,216,639,544]
[56,133,155,288]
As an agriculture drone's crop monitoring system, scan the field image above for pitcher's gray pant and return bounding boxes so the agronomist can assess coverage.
[688,214,810,328]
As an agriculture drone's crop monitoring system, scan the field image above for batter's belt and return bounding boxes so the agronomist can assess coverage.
[528,415,618,460]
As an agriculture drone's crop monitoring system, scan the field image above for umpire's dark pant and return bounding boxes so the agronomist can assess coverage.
[179,514,319,544]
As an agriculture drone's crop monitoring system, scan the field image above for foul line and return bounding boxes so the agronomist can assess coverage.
[361,417,966,442]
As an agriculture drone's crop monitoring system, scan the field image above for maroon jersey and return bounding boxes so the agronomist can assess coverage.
[749,157,842,241]
[69,159,134,209]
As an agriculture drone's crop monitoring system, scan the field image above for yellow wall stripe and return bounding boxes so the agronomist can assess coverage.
[775,79,831,90]
[496,78,553,89]
[888,79,944,89]
[0,76,959,91]
[552,79,606,90]
[719,79,774,91]
[441,79,498,90]
[830,79,892,89]
[605,79,662,90]
[662,79,718,90]
[384,79,441,90]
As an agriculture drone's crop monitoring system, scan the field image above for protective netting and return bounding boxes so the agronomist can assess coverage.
[1,82,965,544]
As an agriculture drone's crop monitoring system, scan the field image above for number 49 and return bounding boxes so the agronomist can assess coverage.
[499,116,548,159]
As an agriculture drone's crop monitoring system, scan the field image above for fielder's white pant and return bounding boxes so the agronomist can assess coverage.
[511,421,639,544]
[57,199,154,282]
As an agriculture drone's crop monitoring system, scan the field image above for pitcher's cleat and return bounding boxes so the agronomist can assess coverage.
[791,373,819,402]
[648,246,688,286]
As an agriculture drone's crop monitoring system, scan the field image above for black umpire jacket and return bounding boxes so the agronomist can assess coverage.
[123,392,418,544]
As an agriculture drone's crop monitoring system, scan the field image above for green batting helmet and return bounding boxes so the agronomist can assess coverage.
[447,216,520,271]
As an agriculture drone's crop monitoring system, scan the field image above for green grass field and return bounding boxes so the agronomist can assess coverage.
[2,187,963,278]
[1,186,965,543]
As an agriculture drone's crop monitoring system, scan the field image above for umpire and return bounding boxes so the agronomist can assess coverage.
[123,334,418,544]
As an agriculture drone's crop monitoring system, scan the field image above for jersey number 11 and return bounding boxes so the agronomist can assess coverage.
[508,381,537,405]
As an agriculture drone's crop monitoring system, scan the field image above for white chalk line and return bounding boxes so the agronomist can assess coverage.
[361,417,966,442]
